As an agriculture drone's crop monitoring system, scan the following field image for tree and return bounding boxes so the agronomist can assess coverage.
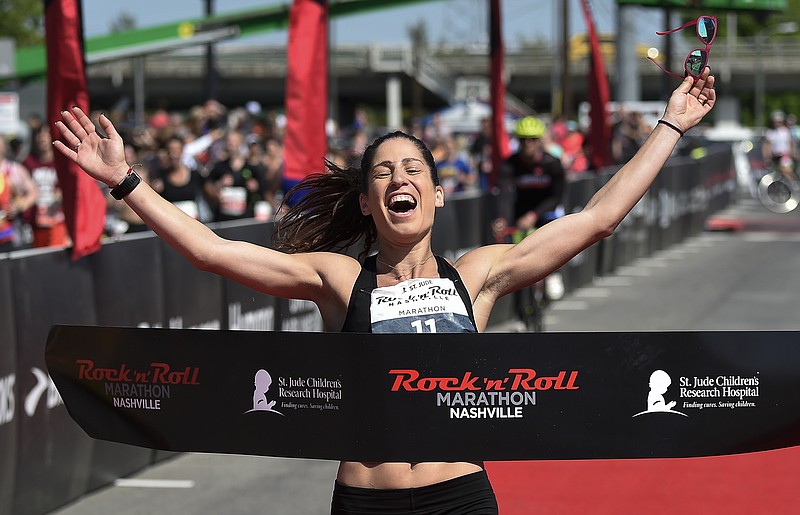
[677,0,800,38]
[0,0,44,47]
[733,0,800,37]
[109,11,137,34]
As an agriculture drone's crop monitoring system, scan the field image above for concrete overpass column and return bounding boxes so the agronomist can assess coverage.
[715,12,739,125]
[386,75,402,130]
[615,4,640,102]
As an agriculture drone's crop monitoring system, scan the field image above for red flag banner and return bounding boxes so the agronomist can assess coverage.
[45,0,105,260]
[489,0,510,190]
[284,0,328,183]
[579,0,613,169]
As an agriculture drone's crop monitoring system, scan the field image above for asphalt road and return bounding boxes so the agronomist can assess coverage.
[49,197,800,515]
[545,196,800,333]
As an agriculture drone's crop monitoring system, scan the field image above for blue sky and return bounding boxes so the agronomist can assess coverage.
[80,0,665,48]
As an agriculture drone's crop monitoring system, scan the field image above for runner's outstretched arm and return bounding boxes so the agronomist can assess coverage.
[52,108,359,317]
[580,68,715,230]
[463,68,716,307]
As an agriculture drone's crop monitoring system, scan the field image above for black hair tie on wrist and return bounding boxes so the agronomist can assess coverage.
[657,119,684,137]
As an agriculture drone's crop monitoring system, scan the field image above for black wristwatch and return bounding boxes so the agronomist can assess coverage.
[110,169,142,200]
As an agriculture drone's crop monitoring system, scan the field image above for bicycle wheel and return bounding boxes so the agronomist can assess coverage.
[757,171,800,213]
[523,303,545,332]
[519,283,546,333]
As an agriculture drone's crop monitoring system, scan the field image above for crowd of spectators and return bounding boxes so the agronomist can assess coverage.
[1,119,63,252]
[1,97,662,251]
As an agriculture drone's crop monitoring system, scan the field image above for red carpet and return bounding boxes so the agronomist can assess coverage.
[487,447,800,514]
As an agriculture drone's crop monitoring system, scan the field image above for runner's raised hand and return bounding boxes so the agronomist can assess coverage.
[53,107,130,187]
[660,66,716,135]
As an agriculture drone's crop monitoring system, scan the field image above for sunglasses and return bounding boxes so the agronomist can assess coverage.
[648,15,717,79]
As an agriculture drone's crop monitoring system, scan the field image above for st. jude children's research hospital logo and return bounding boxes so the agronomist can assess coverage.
[245,367,343,416]
[245,369,283,415]
[633,369,760,418]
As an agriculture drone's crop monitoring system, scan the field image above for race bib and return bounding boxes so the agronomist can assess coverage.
[370,278,475,333]
[219,187,247,216]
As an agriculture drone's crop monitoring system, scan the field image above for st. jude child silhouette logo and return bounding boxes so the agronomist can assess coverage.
[633,369,687,417]
[245,368,283,415]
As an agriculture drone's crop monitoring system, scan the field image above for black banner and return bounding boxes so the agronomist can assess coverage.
[11,252,97,515]
[91,236,165,328]
[0,258,17,515]
[47,326,800,463]
[87,238,161,489]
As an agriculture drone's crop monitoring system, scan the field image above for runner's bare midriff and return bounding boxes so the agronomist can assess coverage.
[336,461,483,489]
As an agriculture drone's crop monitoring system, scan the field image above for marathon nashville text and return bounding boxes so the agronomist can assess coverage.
[76,359,201,411]
[389,368,579,419]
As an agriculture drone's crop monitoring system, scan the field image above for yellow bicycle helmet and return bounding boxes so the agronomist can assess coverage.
[514,116,546,139]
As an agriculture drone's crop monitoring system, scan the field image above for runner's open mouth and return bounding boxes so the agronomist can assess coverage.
[388,194,417,213]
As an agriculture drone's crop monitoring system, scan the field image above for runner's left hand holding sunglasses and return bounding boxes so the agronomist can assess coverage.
[654,61,715,142]
[648,15,717,79]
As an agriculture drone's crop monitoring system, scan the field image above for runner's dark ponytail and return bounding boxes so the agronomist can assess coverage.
[273,159,377,259]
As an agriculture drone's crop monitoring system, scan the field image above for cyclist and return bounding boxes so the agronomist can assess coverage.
[498,116,565,233]
[760,111,800,205]
[762,110,795,169]
[495,116,566,329]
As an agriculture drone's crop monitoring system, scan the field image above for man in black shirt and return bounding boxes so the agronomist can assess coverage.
[499,116,565,232]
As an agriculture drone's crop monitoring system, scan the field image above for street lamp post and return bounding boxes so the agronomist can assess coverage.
[754,21,798,127]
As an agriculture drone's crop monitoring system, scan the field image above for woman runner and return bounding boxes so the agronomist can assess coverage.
[54,69,715,515]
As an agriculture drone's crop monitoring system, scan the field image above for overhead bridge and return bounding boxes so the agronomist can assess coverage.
[12,0,441,79]
[82,39,800,116]
[13,0,517,114]
[8,1,800,117]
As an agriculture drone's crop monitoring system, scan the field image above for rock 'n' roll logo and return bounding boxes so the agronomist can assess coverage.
[74,359,201,411]
[388,367,580,419]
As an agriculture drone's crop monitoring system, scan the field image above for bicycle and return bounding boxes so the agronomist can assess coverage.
[756,155,800,214]
[492,215,564,332]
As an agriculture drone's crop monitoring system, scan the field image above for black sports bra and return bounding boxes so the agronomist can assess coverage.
[340,255,477,333]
